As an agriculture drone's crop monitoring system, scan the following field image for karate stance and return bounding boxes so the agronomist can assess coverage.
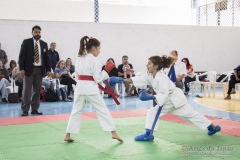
[64,36,122,142]
[125,55,221,141]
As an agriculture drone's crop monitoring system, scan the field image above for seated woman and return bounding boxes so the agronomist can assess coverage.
[0,60,11,102]
[0,71,8,102]
[0,60,10,84]
[54,60,76,99]
[102,58,118,98]
[8,60,17,78]
[181,58,196,95]
[11,64,23,101]
[66,58,75,75]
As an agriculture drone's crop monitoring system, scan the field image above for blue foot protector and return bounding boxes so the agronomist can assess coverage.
[134,129,154,141]
[207,125,221,135]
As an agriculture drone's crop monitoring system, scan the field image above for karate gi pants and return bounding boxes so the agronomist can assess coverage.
[66,94,116,134]
[145,100,212,131]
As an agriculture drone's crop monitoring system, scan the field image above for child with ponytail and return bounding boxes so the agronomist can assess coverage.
[124,55,221,141]
[64,36,122,142]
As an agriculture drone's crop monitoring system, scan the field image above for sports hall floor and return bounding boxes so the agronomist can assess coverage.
[0,90,239,160]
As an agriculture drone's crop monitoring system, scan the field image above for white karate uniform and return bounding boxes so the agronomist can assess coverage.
[66,54,116,134]
[131,70,211,131]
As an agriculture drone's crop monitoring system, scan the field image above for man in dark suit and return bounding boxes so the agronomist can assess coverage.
[19,25,52,116]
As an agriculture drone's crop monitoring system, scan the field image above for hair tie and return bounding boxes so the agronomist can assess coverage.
[84,37,93,47]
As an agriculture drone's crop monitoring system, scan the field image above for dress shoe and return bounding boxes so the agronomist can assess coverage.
[31,110,43,115]
[22,112,28,116]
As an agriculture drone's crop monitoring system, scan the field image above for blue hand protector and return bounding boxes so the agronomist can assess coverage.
[139,90,155,101]
[108,77,124,86]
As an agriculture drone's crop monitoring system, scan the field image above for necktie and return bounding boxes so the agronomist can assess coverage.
[168,64,176,83]
[34,41,39,63]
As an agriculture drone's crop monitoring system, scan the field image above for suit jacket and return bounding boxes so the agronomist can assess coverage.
[19,38,51,77]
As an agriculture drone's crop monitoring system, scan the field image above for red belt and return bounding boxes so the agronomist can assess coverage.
[78,75,120,105]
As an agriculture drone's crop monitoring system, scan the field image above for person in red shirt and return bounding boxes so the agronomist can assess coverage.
[181,58,196,95]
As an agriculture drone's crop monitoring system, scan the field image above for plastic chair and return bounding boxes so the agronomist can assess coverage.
[215,71,233,97]
[55,79,68,91]
[195,71,217,97]
[6,78,18,93]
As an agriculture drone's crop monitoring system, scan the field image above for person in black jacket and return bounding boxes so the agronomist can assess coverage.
[19,25,52,116]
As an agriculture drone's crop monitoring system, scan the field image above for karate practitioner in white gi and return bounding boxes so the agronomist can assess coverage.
[125,55,221,141]
[64,36,122,142]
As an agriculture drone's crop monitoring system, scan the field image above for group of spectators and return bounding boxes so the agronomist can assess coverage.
[0,39,77,103]
[102,55,135,97]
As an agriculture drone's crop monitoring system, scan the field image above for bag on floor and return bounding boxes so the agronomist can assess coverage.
[8,93,19,103]
[45,88,60,102]
[8,80,19,103]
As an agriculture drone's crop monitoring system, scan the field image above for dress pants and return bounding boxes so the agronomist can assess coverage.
[21,67,42,112]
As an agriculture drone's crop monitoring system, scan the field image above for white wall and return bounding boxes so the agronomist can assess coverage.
[0,19,240,73]
[0,0,193,25]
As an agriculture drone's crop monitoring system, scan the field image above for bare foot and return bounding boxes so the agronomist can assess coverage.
[64,138,74,142]
[111,131,123,142]
[64,133,74,142]
[112,135,123,142]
